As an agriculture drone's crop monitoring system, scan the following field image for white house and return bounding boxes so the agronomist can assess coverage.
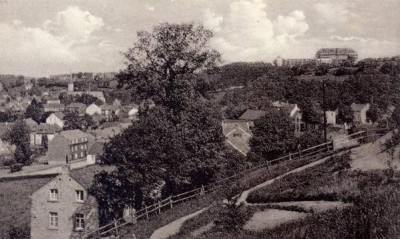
[85,103,102,116]
[46,112,65,128]
[325,110,338,126]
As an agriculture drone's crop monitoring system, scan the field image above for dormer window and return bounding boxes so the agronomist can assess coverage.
[75,190,84,202]
[50,189,58,201]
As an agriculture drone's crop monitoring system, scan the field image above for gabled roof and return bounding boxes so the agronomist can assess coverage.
[60,129,88,140]
[239,110,267,121]
[24,118,38,129]
[53,112,65,119]
[351,103,370,112]
[33,123,62,134]
[70,165,115,189]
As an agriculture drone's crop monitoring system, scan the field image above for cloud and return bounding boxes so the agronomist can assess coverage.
[313,2,351,24]
[205,0,309,62]
[203,8,223,33]
[0,6,121,76]
[44,6,104,44]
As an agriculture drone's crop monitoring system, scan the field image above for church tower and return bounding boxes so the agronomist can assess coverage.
[68,72,74,92]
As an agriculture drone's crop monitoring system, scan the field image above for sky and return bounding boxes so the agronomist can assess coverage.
[0,0,399,77]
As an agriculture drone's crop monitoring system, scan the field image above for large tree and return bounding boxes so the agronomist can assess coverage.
[4,121,31,165]
[25,98,44,123]
[117,22,221,111]
[248,109,296,162]
[91,23,244,221]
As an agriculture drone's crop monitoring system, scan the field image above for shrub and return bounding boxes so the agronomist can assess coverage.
[10,163,23,173]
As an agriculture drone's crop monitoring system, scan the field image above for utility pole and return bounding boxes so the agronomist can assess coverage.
[322,79,327,142]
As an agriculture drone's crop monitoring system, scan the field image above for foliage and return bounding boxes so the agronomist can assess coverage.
[42,134,48,150]
[76,93,103,106]
[366,104,380,123]
[25,98,44,123]
[0,111,18,122]
[215,204,252,232]
[248,109,296,162]
[63,112,95,131]
[297,129,324,149]
[338,104,354,124]
[299,98,323,125]
[6,224,30,239]
[4,121,31,165]
[117,22,221,109]
[10,163,23,173]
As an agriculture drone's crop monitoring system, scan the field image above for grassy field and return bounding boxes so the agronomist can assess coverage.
[0,175,55,238]
[119,153,327,239]
[178,153,400,239]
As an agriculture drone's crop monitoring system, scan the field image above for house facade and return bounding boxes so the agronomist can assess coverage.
[85,103,102,116]
[47,130,90,165]
[44,103,65,113]
[46,112,65,128]
[66,103,86,115]
[325,110,338,126]
[30,168,99,239]
[30,124,62,147]
[351,103,370,124]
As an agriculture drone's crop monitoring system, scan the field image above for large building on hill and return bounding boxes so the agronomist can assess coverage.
[275,48,358,67]
[315,48,358,64]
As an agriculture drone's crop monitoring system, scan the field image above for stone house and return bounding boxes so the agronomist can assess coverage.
[46,112,65,129]
[47,130,90,166]
[30,123,62,147]
[30,165,115,239]
[351,103,370,124]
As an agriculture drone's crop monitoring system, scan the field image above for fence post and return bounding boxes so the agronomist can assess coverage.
[145,206,149,220]
[170,197,173,209]
[289,153,292,161]
[200,185,205,196]
[114,219,119,236]
[158,200,161,214]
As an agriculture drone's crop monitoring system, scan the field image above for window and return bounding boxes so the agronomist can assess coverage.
[50,189,58,201]
[74,153,78,159]
[80,152,84,158]
[76,190,84,201]
[81,145,84,150]
[75,214,85,230]
[50,212,58,228]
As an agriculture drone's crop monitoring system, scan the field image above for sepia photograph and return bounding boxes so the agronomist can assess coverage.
[0,0,399,238]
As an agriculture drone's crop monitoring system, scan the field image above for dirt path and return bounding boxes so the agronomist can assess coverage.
[350,132,400,171]
[149,206,211,239]
[235,153,342,206]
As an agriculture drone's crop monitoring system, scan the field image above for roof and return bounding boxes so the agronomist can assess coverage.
[88,141,104,155]
[351,103,370,112]
[239,110,267,121]
[60,129,89,140]
[44,103,65,109]
[53,112,65,119]
[70,165,115,189]
[316,48,357,55]
[100,104,117,111]
[67,102,86,108]
[33,123,62,134]
[24,118,38,129]
[100,121,121,129]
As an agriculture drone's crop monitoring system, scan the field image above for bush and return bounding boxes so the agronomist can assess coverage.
[10,163,23,173]
[6,224,30,239]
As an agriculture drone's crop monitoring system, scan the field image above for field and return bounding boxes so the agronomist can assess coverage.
[168,153,400,239]
[0,175,55,238]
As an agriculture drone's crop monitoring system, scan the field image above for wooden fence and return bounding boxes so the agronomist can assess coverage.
[82,129,389,238]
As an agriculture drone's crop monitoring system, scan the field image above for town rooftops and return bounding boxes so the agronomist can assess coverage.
[33,123,62,134]
[67,102,86,108]
[350,103,370,112]
[24,118,39,129]
[60,129,88,140]
[239,110,267,121]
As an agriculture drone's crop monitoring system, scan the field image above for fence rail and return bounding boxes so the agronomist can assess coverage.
[82,129,389,238]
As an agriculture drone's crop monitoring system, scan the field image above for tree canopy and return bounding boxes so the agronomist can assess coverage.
[248,110,296,162]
